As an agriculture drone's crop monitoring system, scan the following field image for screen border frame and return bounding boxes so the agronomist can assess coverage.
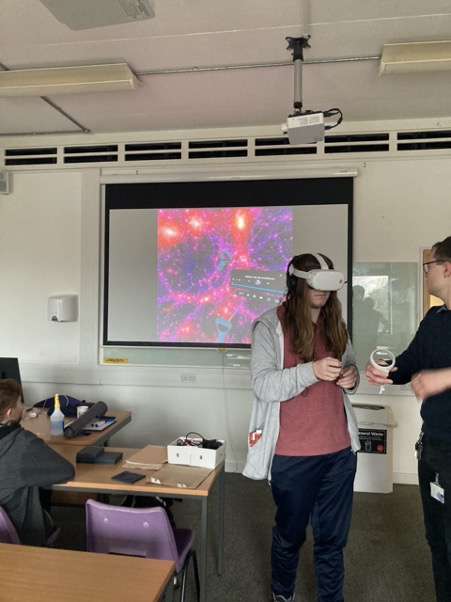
[102,177,354,349]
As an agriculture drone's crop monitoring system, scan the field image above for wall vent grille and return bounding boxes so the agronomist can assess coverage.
[188,138,248,160]
[397,130,451,151]
[63,144,118,164]
[5,147,57,166]
[2,128,451,169]
[125,142,182,162]
[325,132,390,154]
[255,137,317,156]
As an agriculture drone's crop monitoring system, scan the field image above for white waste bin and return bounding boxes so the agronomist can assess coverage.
[352,403,395,494]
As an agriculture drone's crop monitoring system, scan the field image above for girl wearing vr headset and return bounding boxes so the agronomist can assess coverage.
[245,252,360,602]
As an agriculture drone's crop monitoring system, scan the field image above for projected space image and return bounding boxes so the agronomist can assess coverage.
[156,206,292,345]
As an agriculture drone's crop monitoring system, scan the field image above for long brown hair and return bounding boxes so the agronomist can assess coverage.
[283,253,348,360]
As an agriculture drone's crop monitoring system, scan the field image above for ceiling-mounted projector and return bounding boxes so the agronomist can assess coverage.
[283,37,342,145]
[283,111,325,145]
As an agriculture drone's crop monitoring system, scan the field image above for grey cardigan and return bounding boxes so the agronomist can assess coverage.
[243,306,360,481]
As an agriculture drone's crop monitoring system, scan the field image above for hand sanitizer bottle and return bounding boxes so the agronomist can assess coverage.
[50,393,64,436]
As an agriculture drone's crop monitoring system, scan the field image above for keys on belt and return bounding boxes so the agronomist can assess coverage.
[415,431,424,460]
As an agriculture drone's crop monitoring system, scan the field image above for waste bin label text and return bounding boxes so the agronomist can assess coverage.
[358,429,387,454]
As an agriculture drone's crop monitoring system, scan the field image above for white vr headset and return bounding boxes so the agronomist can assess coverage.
[288,253,345,291]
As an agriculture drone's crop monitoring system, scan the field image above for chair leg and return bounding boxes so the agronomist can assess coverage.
[179,566,188,602]
[45,525,61,547]
[191,550,200,602]
[179,550,200,602]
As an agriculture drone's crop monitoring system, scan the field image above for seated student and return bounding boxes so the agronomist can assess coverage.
[0,379,75,546]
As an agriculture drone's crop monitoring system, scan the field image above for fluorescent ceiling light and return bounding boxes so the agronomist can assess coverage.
[380,41,451,74]
[39,0,155,30]
[0,63,137,97]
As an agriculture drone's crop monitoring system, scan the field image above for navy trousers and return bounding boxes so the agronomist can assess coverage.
[270,448,357,601]
[418,435,451,602]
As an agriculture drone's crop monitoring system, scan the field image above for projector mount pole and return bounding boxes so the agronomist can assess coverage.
[286,36,311,115]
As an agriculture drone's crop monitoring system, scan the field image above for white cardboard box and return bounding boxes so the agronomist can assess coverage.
[167,438,226,469]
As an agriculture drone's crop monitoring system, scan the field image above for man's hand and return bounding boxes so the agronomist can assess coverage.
[411,368,451,400]
[365,361,395,386]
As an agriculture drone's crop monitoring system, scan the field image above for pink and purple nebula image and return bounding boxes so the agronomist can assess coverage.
[157,206,292,345]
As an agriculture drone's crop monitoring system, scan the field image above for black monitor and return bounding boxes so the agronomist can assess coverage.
[0,357,24,403]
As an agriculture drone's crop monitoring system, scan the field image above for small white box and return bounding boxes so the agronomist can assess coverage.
[167,438,226,469]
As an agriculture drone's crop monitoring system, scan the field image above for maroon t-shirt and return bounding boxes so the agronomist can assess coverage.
[275,309,350,456]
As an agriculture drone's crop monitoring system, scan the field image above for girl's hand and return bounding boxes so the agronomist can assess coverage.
[336,364,359,389]
[313,357,342,381]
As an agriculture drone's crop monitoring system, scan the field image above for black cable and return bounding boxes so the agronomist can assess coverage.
[323,107,343,130]
[176,432,204,446]
[176,432,222,449]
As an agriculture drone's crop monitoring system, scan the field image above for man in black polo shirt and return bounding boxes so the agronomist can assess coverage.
[366,235,451,602]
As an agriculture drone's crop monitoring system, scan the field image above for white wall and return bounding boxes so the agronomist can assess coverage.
[1,157,450,479]
[0,171,82,362]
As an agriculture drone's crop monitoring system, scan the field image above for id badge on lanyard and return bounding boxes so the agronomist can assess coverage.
[430,473,445,504]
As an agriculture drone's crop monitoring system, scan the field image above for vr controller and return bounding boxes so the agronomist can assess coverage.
[288,253,345,292]
[370,348,396,394]
[370,348,396,374]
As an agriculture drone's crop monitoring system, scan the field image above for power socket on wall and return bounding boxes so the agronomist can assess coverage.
[180,373,196,384]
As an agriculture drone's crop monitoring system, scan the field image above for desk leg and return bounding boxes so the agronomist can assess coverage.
[200,497,208,602]
[161,578,174,602]
[218,464,225,576]
[199,464,225,601]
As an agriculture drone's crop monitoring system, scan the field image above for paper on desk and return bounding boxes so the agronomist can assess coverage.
[148,464,212,488]
[123,445,168,470]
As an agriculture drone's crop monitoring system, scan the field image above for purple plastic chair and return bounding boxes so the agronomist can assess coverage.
[0,506,60,546]
[85,499,200,602]
[0,507,21,544]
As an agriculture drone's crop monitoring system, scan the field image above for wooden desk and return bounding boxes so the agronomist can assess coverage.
[22,410,132,446]
[51,445,225,602]
[0,543,174,602]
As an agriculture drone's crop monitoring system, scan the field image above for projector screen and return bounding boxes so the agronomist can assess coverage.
[103,178,353,348]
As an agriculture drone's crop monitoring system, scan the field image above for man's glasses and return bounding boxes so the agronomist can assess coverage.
[422,260,444,274]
